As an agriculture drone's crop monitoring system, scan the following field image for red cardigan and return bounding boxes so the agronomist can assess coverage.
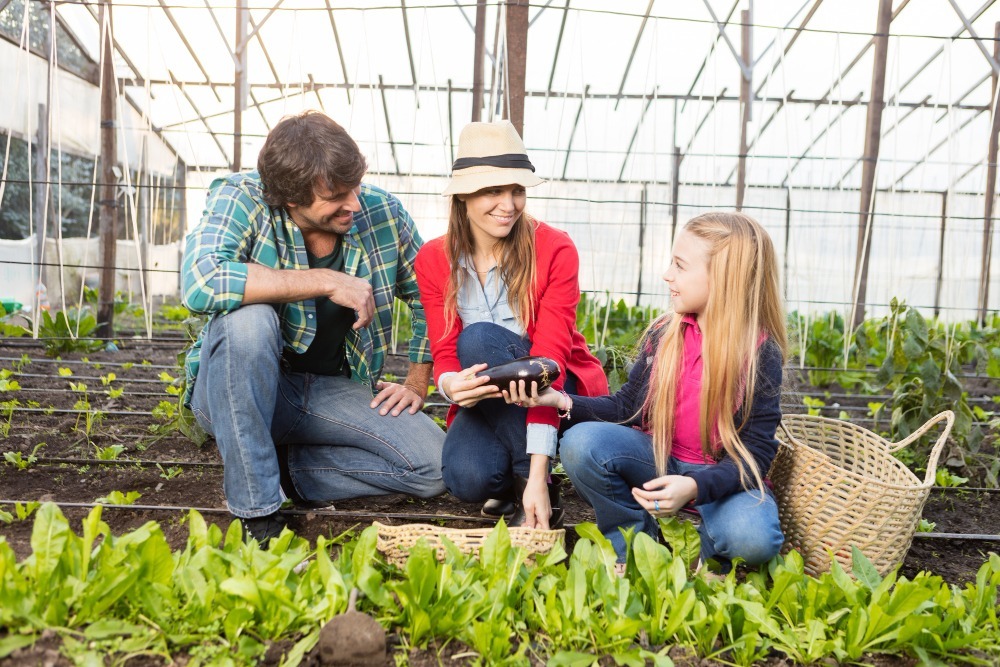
[414,220,609,428]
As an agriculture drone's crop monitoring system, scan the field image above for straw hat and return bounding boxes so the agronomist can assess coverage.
[442,121,545,196]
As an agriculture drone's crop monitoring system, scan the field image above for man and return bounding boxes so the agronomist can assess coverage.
[181,111,445,544]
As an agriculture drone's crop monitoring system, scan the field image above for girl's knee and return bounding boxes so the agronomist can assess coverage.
[712,522,784,566]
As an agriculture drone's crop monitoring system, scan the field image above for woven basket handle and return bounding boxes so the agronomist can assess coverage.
[887,410,954,485]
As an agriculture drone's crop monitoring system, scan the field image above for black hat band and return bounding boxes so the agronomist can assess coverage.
[452,153,535,172]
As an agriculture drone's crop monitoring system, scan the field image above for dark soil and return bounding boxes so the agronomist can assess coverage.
[1,339,998,666]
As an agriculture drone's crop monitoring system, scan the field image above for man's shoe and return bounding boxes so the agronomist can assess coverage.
[240,512,287,548]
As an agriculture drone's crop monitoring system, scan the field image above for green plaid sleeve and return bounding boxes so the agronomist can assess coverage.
[181,178,260,314]
[394,204,432,364]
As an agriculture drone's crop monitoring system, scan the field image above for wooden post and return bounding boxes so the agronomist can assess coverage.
[670,146,681,242]
[503,0,528,135]
[233,0,248,172]
[636,184,647,307]
[935,191,947,318]
[784,187,792,301]
[978,22,1000,324]
[472,0,486,122]
[850,0,892,330]
[97,0,118,339]
[33,103,48,305]
[736,8,752,210]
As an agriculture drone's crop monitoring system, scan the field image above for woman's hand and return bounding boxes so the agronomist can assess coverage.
[520,475,551,530]
[502,379,565,410]
[440,363,501,407]
[632,475,698,517]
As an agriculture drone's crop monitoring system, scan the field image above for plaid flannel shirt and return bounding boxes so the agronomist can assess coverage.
[180,171,431,406]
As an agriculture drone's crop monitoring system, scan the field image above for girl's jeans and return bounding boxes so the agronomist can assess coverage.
[561,421,783,568]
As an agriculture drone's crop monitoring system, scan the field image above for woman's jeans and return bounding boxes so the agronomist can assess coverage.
[561,421,784,568]
[443,322,576,502]
[190,304,446,518]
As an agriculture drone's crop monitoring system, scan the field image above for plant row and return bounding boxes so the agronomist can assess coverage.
[1,503,999,666]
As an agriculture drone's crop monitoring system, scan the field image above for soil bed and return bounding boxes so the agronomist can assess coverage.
[1,339,998,665]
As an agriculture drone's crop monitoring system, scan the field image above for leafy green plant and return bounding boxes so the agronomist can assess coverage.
[0,502,39,524]
[0,399,18,437]
[93,444,125,461]
[156,463,183,480]
[158,303,191,322]
[32,308,104,356]
[94,490,141,505]
[916,518,936,532]
[57,367,73,377]
[0,378,20,392]
[3,442,44,470]
[935,469,969,488]
[802,395,825,417]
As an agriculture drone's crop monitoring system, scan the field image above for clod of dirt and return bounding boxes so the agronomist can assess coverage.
[317,589,386,666]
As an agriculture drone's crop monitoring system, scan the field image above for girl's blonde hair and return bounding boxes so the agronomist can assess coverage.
[643,211,787,491]
[443,195,537,331]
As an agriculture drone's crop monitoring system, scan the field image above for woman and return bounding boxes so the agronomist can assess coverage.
[414,120,608,529]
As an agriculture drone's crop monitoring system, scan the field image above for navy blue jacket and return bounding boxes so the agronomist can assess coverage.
[570,335,784,506]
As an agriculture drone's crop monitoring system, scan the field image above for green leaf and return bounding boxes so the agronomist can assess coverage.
[549,650,599,667]
[0,634,36,658]
[657,516,700,568]
[851,546,882,590]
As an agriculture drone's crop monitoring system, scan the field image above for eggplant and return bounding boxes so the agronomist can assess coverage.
[475,356,562,392]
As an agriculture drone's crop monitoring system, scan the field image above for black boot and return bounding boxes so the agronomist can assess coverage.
[240,511,287,548]
[509,476,564,529]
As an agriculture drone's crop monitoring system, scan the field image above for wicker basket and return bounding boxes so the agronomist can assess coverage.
[769,410,953,577]
[373,521,565,566]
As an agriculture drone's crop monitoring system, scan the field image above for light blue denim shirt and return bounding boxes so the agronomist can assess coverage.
[438,255,559,458]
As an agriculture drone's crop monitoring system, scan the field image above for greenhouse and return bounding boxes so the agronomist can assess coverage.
[1,1,1000,665]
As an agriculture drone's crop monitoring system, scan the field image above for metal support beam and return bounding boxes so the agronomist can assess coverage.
[472,0,486,121]
[545,0,570,108]
[781,93,862,187]
[752,0,822,97]
[169,69,230,165]
[681,0,739,114]
[851,0,893,329]
[893,109,986,187]
[946,0,1000,74]
[447,79,455,163]
[619,89,657,181]
[378,75,400,174]
[98,0,118,338]
[400,0,419,98]
[724,97,787,185]
[324,0,351,103]
[805,0,912,122]
[246,11,282,85]
[978,22,1000,323]
[307,74,326,112]
[504,0,529,134]
[670,145,681,242]
[561,84,588,180]
[683,87,728,158]
[700,0,750,80]
[233,0,248,173]
[937,74,991,123]
[636,184,647,307]
[736,9,752,210]
[935,191,948,318]
[614,0,654,110]
[156,0,222,102]
[783,187,791,300]
[833,94,930,189]
[33,103,49,303]
[236,0,284,53]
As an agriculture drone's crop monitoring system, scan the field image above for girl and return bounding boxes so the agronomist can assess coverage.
[414,121,608,529]
[505,212,786,570]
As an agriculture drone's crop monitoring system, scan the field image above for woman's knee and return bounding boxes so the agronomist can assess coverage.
[456,322,524,367]
[442,463,503,502]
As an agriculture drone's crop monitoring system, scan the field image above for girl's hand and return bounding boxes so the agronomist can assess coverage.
[632,475,698,516]
[441,363,501,407]
[520,476,551,530]
[502,379,565,409]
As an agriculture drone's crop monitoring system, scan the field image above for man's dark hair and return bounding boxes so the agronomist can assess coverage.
[257,111,368,208]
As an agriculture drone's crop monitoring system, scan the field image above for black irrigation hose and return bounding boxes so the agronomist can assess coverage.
[12,372,176,386]
[913,532,1000,541]
[0,356,179,371]
[29,457,222,469]
[0,499,498,525]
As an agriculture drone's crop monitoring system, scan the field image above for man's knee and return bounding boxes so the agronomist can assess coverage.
[209,304,282,356]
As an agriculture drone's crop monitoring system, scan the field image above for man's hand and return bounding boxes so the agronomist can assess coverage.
[327,272,375,329]
[632,475,698,516]
[441,363,501,407]
[371,381,424,416]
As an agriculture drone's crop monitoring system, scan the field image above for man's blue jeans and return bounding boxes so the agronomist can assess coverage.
[443,322,576,502]
[561,421,784,567]
[190,304,446,518]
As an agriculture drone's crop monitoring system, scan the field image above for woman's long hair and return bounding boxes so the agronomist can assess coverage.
[642,212,787,492]
[443,195,537,332]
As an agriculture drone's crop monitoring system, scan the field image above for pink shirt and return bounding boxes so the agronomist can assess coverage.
[670,314,716,464]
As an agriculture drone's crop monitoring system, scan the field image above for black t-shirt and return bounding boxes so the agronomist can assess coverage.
[282,242,355,376]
